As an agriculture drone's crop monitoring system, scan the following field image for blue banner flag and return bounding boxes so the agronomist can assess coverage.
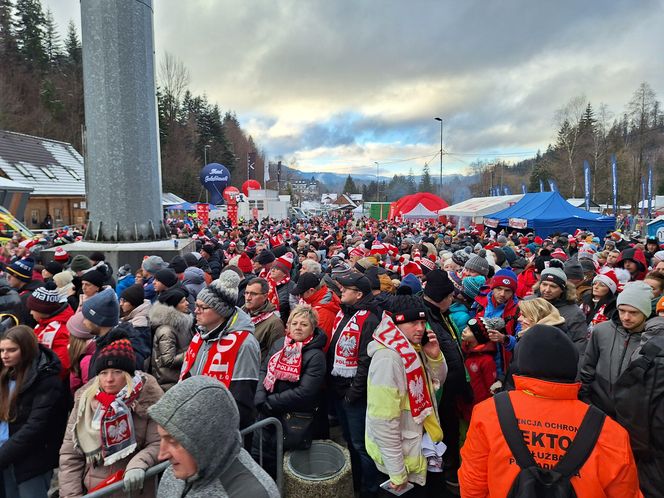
[648,164,653,218]
[548,179,557,192]
[641,178,646,216]
[583,160,591,211]
[521,183,527,194]
[503,186,511,195]
[539,179,544,192]
[611,154,618,215]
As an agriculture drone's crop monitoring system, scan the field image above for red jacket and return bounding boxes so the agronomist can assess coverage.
[303,285,341,351]
[516,265,538,298]
[34,305,74,379]
[459,375,641,498]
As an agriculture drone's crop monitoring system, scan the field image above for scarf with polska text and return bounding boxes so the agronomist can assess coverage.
[263,334,314,392]
[372,314,434,423]
[331,309,371,378]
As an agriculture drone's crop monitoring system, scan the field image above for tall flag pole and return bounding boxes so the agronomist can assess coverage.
[539,179,544,192]
[583,160,591,211]
[521,183,527,194]
[648,164,653,219]
[611,154,618,215]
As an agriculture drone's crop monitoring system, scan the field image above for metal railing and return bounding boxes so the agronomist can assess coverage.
[82,417,283,497]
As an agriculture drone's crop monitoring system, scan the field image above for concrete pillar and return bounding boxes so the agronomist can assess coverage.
[80,0,166,241]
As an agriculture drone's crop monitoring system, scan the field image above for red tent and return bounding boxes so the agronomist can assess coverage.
[389,193,448,221]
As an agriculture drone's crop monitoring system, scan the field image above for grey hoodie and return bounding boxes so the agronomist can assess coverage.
[182,267,206,299]
[149,376,279,498]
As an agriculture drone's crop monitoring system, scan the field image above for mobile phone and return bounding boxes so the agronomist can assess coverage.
[380,480,414,496]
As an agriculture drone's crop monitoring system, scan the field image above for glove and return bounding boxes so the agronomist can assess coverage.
[489,380,503,395]
[123,468,146,492]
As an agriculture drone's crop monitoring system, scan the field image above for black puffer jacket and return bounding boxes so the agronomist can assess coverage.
[0,346,67,483]
[276,278,296,325]
[326,294,381,403]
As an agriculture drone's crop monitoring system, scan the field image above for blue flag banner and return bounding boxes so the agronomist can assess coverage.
[641,178,646,216]
[611,154,618,215]
[583,160,591,211]
[548,179,557,192]
[539,179,544,192]
[648,164,653,218]
[521,183,527,194]
[503,186,511,195]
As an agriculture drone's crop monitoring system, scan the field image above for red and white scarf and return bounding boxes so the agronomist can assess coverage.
[180,329,250,387]
[331,309,371,378]
[263,334,314,392]
[267,275,290,309]
[250,309,279,325]
[372,314,434,424]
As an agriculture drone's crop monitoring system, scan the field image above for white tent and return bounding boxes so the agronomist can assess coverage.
[401,202,439,219]
[439,195,523,223]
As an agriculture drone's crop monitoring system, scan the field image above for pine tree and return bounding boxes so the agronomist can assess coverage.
[407,168,417,194]
[0,0,18,60]
[43,8,60,63]
[13,0,46,67]
[343,174,358,194]
[419,163,434,193]
[64,19,80,64]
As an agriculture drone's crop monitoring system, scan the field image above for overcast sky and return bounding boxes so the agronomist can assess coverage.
[45,0,664,178]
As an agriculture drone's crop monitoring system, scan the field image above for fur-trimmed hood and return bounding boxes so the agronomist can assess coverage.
[149,301,194,332]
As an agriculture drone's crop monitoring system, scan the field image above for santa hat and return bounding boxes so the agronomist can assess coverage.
[384,243,399,257]
[273,252,294,273]
[551,248,568,261]
[349,246,366,259]
[370,240,388,256]
[237,252,253,274]
[593,268,619,295]
[401,260,423,278]
[269,234,284,248]
[53,247,69,263]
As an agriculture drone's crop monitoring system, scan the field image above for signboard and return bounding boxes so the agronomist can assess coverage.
[199,163,230,205]
[227,202,238,227]
[483,218,499,228]
[508,218,528,229]
[196,203,209,225]
[657,226,664,244]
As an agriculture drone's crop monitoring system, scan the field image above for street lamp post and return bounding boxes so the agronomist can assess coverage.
[434,117,443,197]
[375,161,379,202]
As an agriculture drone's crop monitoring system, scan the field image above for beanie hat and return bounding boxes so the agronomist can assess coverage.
[349,246,366,259]
[169,256,187,274]
[517,325,578,382]
[142,255,167,274]
[70,255,93,273]
[447,271,464,295]
[452,250,470,267]
[331,261,352,280]
[563,259,584,281]
[423,269,455,302]
[120,284,145,308]
[53,247,69,263]
[354,257,377,273]
[158,287,189,308]
[464,255,490,277]
[81,269,106,289]
[657,295,664,314]
[155,269,179,288]
[53,269,74,288]
[616,281,653,318]
[497,235,508,244]
[117,264,132,278]
[653,250,664,263]
[183,252,200,267]
[67,311,94,340]
[390,295,427,324]
[511,257,527,270]
[491,268,517,293]
[45,261,63,276]
[82,287,120,328]
[197,270,240,318]
[540,266,567,290]
[5,257,34,282]
[463,275,486,300]
[27,282,64,315]
[273,252,294,274]
[237,253,253,274]
[369,240,388,256]
[399,273,423,295]
[89,251,105,263]
[93,335,136,375]
[593,268,619,295]
[551,248,568,262]
[254,249,276,265]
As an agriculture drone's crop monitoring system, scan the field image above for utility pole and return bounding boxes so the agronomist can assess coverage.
[375,161,379,202]
[434,117,443,197]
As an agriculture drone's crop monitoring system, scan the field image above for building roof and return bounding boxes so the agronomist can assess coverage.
[0,130,85,196]
[162,192,187,206]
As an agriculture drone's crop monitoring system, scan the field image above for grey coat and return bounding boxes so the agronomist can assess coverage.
[149,302,194,391]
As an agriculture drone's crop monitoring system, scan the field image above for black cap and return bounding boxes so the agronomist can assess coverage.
[291,272,321,295]
[155,269,178,288]
[336,271,371,295]
[255,249,276,265]
[169,255,187,274]
[423,269,454,302]
[517,324,578,382]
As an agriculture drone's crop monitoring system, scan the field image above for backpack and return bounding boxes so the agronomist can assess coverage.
[494,392,606,498]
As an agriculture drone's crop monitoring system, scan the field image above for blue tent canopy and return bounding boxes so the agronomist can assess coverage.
[165,202,212,211]
[484,192,615,237]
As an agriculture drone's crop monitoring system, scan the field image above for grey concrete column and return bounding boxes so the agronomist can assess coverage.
[81,0,166,241]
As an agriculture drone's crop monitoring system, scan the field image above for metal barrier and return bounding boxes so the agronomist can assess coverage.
[82,417,283,497]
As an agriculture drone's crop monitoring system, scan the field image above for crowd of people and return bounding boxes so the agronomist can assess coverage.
[0,215,660,497]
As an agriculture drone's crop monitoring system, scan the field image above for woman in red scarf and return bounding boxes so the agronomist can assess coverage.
[253,304,327,477]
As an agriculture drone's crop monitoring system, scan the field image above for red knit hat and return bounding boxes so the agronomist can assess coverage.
[93,336,136,375]
[269,234,284,248]
[53,247,69,263]
[27,283,64,315]
[273,252,293,273]
[401,261,423,277]
[237,252,253,274]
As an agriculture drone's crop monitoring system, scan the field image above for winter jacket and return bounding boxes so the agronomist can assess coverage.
[580,315,643,417]
[302,284,341,351]
[617,247,648,281]
[276,278,297,324]
[242,300,284,362]
[473,291,520,377]
[149,302,194,391]
[182,266,206,298]
[150,377,279,498]
[546,295,589,358]
[120,299,152,334]
[516,265,538,298]
[365,327,447,486]
[448,301,472,337]
[143,275,157,302]
[33,303,74,379]
[115,273,135,299]
[580,292,617,327]
[59,374,163,498]
[181,307,260,430]
[205,251,222,280]
[326,294,381,403]
[88,323,152,377]
[69,339,95,395]
[459,375,641,498]
[0,346,67,484]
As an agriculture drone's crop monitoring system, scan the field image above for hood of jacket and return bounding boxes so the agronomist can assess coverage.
[122,299,152,328]
[149,301,194,331]
[21,345,62,393]
[617,247,648,276]
[642,316,664,345]
[183,266,206,286]
[148,376,241,486]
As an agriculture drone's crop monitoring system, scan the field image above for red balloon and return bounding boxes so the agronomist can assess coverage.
[223,186,240,202]
[242,179,261,196]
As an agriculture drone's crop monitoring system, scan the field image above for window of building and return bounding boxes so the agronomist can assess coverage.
[15,163,35,179]
[63,166,82,180]
[31,209,39,225]
[54,208,63,221]
[40,166,57,179]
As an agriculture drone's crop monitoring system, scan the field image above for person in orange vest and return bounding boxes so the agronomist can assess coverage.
[459,324,640,498]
